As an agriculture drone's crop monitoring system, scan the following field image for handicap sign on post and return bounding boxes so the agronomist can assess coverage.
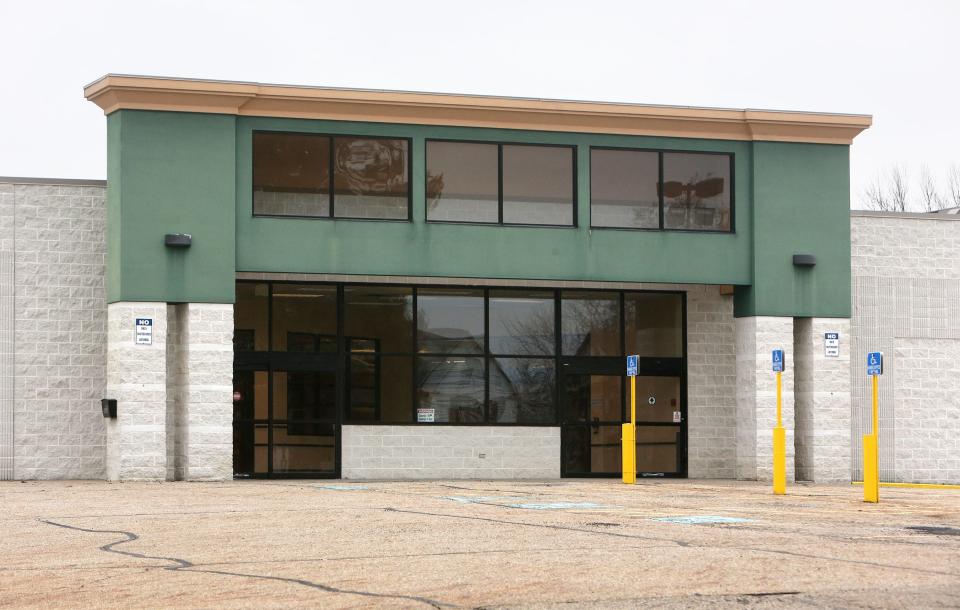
[626,355,638,377]
[867,352,883,376]
[771,349,784,372]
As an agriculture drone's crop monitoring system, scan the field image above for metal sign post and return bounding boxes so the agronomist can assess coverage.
[864,352,883,503]
[622,355,638,485]
[771,349,786,495]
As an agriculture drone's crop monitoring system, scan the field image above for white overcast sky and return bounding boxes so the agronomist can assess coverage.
[1,0,957,209]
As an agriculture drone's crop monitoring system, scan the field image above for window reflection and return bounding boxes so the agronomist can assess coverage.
[234,283,269,351]
[502,145,574,226]
[417,357,485,423]
[561,291,620,356]
[253,132,330,217]
[488,289,555,355]
[489,357,555,424]
[334,137,408,219]
[590,149,659,229]
[271,284,337,352]
[625,292,683,357]
[426,141,499,223]
[348,355,413,423]
[344,286,413,353]
[663,153,730,231]
[417,288,485,354]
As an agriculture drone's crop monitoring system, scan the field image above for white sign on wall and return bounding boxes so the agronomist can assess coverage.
[135,318,153,345]
[824,331,840,358]
[417,408,435,423]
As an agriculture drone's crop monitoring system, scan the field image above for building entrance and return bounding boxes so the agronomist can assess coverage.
[560,357,685,477]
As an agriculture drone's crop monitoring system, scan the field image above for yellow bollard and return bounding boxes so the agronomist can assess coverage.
[772,366,786,495]
[863,433,878,503]
[621,422,636,484]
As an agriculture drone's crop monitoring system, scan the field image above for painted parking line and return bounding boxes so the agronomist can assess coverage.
[316,484,370,491]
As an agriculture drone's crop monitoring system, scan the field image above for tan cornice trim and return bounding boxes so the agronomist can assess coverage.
[84,75,872,145]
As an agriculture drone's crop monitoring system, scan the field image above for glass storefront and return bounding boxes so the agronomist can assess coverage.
[233,281,686,478]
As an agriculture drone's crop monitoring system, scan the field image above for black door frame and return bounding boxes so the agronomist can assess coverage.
[559,356,687,478]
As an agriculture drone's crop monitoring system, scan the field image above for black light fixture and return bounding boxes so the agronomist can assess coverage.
[101,398,117,418]
[792,254,816,267]
[164,233,192,248]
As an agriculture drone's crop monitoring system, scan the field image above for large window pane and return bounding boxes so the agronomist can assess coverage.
[333,137,409,219]
[344,286,413,353]
[347,355,413,423]
[416,356,485,423]
[426,141,498,223]
[502,145,574,226]
[253,132,330,217]
[489,357,555,424]
[235,283,269,351]
[271,284,337,352]
[488,289,555,355]
[273,371,337,423]
[590,149,659,228]
[561,291,620,356]
[271,422,336,473]
[663,153,731,231]
[417,288,485,354]
[625,292,683,357]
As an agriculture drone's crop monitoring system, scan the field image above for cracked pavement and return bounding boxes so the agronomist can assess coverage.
[1,479,959,608]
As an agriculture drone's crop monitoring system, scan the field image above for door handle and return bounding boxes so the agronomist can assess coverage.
[592,417,600,434]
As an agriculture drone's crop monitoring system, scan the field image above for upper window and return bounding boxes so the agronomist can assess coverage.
[590,148,732,232]
[253,132,409,220]
[662,152,731,231]
[426,141,575,226]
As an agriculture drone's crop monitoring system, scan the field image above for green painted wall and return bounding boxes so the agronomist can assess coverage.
[105,110,853,318]
[235,118,752,286]
[107,110,236,303]
[733,142,852,318]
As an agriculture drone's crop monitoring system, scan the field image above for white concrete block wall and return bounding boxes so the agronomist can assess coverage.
[794,318,851,482]
[173,303,233,481]
[851,212,960,484]
[342,425,560,479]
[0,183,13,480]
[686,285,737,478]
[106,302,168,481]
[10,182,107,480]
[736,316,795,482]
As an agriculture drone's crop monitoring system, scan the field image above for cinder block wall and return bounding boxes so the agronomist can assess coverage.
[851,211,960,484]
[0,179,107,480]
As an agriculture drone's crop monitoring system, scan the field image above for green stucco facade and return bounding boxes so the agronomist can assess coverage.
[105,109,852,318]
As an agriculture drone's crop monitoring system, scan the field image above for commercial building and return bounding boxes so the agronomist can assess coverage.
[0,75,955,484]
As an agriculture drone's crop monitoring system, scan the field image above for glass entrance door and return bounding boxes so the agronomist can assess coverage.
[560,361,686,477]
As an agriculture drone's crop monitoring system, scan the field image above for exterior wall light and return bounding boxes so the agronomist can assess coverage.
[101,398,117,418]
[164,233,192,248]
[792,254,816,267]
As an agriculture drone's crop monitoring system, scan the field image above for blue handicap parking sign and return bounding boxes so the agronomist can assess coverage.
[772,349,784,372]
[626,355,638,377]
[867,352,883,376]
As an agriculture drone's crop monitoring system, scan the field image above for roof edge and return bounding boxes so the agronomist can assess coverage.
[84,74,872,145]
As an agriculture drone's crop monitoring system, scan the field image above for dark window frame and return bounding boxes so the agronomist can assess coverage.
[252,130,414,222]
[425,138,578,228]
[588,146,735,234]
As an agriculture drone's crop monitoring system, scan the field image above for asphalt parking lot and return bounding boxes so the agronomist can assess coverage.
[2,479,959,608]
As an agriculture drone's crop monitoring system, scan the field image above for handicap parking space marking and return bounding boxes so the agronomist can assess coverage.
[653,515,753,525]
[442,496,612,510]
[315,484,370,491]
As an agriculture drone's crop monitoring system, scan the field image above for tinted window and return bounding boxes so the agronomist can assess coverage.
[417,288,485,354]
[344,286,413,353]
[348,355,413,423]
[271,284,337,352]
[426,141,499,223]
[502,145,574,226]
[334,137,409,219]
[625,292,682,357]
[663,153,731,231]
[235,283,269,351]
[591,149,659,229]
[488,289,555,355]
[561,291,620,356]
[253,132,330,217]
[416,356,485,423]
[489,357,555,424]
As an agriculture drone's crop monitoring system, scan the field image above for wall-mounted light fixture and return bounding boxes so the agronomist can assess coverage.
[101,398,117,418]
[164,233,192,248]
[792,254,816,267]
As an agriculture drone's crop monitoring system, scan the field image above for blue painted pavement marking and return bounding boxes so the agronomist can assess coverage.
[654,515,753,525]
[316,484,370,491]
